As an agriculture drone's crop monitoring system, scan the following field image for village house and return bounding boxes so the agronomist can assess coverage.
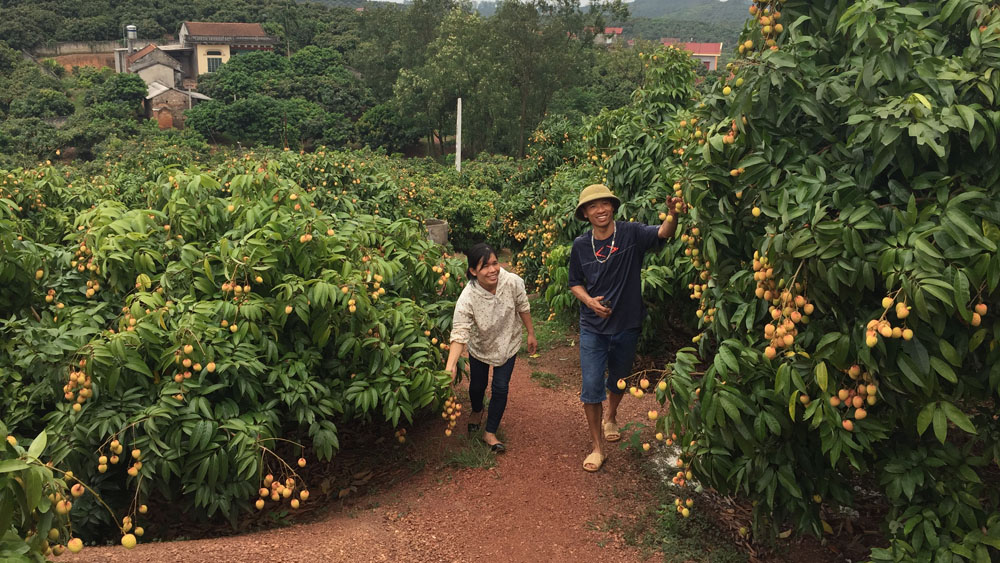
[144,82,211,129]
[109,22,277,129]
[177,22,278,75]
[596,27,624,46]
[660,39,724,71]
[127,44,182,88]
[115,22,277,80]
[583,26,625,46]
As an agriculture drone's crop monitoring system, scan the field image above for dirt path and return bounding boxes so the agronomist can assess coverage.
[66,341,663,563]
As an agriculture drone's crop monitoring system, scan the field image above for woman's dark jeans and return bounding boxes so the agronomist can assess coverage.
[468,354,516,434]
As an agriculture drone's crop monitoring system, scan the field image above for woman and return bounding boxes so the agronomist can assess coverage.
[445,243,537,452]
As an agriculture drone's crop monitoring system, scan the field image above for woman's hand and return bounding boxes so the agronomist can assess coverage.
[444,341,465,387]
[526,334,538,355]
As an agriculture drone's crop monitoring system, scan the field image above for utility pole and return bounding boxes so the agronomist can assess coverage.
[455,97,462,173]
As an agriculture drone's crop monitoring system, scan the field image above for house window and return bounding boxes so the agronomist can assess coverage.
[206,50,223,72]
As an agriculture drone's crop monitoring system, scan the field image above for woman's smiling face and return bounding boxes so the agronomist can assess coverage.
[470,253,500,289]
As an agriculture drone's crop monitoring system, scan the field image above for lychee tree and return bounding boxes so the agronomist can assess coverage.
[651,0,1000,560]
[0,153,470,536]
[510,45,704,331]
[0,427,120,560]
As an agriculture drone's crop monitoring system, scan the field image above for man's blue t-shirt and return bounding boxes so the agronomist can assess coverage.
[568,221,662,335]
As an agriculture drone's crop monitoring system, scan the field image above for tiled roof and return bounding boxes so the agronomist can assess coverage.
[182,22,271,38]
[127,43,156,65]
[584,26,624,35]
[131,54,181,72]
[146,81,212,101]
[146,81,171,99]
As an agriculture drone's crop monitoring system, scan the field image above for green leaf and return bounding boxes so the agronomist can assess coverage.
[916,402,935,436]
[947,209,996,251]
[895,6,924,16]
[125,350,153,378]
[25,466,44,513]
[815,362,829,393]
[708,134,724,152]
[914,238,944,260]
[775,363,789,394]
[932,407,948,443]
[955,105,976,131]
[897,354,927,389]
[26,430,47,459]
[718,346,739,374]
[929,357,957,383]
[719,395,741,422]
[939,340,961,367]
[765,50,796,69]
[939,401,976,434]
[0,459,29,474]
[0,494,14,537]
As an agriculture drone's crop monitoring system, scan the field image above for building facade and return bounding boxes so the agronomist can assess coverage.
[178,22,277,75]
[660,39,724,71]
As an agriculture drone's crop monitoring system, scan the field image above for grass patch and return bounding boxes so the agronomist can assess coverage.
[443,427,506,470]
[601,474,748,563]
[530,370,561,389]
[523,296,576,354]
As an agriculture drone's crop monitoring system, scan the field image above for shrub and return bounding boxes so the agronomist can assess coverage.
[649,1,1000,560]
[0,154,467,534]
[8,88,74,118]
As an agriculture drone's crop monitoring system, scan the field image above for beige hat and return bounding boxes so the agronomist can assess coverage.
[575,184,621,221]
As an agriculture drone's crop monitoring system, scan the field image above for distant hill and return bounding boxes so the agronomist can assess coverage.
[472,1,497,17]
[626,18,741,52]
[625,0,752,22]
[465,0,751,23]
[299,0,384,9]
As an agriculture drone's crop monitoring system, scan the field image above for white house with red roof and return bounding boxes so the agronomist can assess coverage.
[585,26,625,46]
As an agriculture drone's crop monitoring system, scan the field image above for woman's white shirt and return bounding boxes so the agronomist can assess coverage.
[449,268,530,366]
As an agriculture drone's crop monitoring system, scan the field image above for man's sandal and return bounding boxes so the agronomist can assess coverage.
[583,451,606,472]
[603,421,621,442]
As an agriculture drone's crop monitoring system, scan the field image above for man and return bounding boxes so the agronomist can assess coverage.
[568,184,678,472]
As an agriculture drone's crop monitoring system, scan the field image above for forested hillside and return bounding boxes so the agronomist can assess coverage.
[0,0,645,163]
[626,18,740,49]
[0,0,361,52]
[625,0,751,21]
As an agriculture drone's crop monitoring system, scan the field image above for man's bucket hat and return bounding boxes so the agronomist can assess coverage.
[575,184,621,221]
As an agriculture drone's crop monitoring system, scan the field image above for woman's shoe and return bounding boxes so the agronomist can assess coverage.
[490,442,506,453]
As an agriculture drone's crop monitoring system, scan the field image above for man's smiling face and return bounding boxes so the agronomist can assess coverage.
[583,198,615,229]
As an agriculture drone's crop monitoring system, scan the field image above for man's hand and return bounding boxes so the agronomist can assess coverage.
[587,295,612,318]
[526,334,538,355]
[658,196,684,239]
